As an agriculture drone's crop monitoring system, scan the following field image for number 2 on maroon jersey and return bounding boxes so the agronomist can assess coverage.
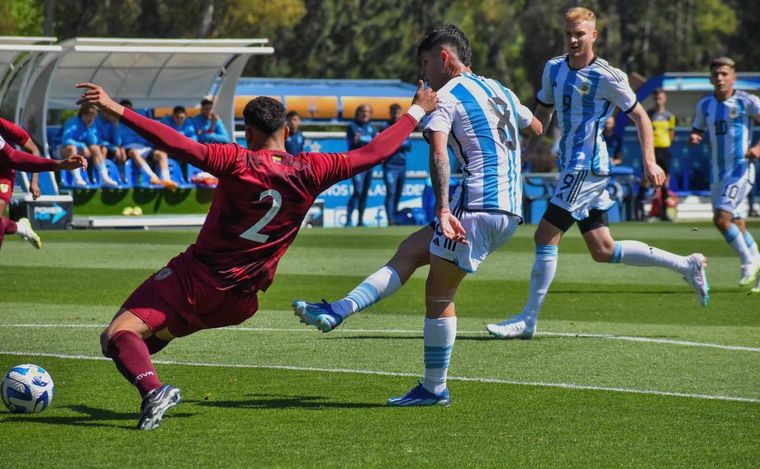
[240,189,282,243]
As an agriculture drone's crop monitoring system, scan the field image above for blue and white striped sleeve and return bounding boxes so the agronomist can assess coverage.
[600,67,637,113]
[692,99,706,132]
[422,93,457,139]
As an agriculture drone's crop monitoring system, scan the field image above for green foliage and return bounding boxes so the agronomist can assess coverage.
[0,0,44,36]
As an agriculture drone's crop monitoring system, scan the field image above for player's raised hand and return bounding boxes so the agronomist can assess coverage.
[689,132,703,145]
[57,155,88,171]
[412,80,438,114]
[439,211,468,245]
[644,161,666,187]
[75,83,125,118]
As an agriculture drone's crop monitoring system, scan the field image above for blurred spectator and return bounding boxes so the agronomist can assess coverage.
[345,103,377,226]
[160,106,197,140]
[602,116,623,166]
[96,112,126,165]
[60,104,117,187]
[119,99,176,189]
[648,88,676,221]
[285,111,304,154]
[193,98,230,143]
[381,103,410,225]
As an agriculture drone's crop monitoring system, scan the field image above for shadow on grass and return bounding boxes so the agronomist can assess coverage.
[0,404,192,429]
[187,393,385,410]
[325,335,570,341]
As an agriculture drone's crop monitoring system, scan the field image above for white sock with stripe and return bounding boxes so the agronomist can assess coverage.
[744,230,760,260]
[521,245,558,321]
[423,316,456,395]
[332,266,401,317]
[610,240,690,275]
[724,224,753,265]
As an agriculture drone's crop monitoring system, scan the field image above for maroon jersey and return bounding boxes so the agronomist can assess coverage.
[0,118,32,186]
[119,107,420,293]
[0,117,31,149]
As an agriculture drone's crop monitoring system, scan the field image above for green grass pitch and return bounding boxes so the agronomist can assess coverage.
[1,222,758,467]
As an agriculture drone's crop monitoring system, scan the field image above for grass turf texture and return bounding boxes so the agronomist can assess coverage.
[1,222,758,467]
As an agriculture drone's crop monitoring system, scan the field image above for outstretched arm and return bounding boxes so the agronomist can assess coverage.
[0,139,86,172]
[343,81,437,175]
[77,83,212,170]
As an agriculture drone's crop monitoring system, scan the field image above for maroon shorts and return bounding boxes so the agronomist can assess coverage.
[122,253,259,337]
[0,167,15,204]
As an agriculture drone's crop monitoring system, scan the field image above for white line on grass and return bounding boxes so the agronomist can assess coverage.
[0,350,757,404]
[1,323,759,353]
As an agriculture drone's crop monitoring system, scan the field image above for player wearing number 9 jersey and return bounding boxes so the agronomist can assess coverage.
[75,81,437,429]
[690,57,760,289]
[487,7,710,341]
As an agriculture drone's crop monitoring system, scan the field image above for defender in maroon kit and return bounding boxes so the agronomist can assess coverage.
[0,124,87,250]
[76,81,437,430]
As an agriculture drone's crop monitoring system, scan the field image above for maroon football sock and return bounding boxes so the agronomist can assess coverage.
[2,217,17,234]
[105,330,162,397]
[144,335,169,355]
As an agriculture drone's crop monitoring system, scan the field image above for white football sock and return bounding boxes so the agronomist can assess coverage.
[521,245,558,320]
[74,167,87,183]
[724,224,753,265]
[333,265,402,317]
[140,161,159,180]
[743,230,760,261]
[160,167,171,181]
[422,316,456,395]
[611,240,690,275]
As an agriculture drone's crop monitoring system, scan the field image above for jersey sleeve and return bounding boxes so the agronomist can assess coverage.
[422,93,457,138]
[536,61,555,107]
[692,100,706,132]
[747,94,760,118]
[599,68,638,113]
[0,118,31,147]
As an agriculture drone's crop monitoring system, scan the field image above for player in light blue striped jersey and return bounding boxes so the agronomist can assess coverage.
[689,57,760,290]
[487,6,709,340]
[293,24,542,405]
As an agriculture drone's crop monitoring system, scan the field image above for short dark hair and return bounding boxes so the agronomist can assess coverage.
[243,97,286,134]
[354,104,372,119]
[200,98,213,107]
[710,56,735,71]
[389,103,402,113]
[417,24,472,67]
[286,110,299,120]
[79,103,97,116]
[173,105,186,115]
[653,87,665,96]
[119,99,133,108]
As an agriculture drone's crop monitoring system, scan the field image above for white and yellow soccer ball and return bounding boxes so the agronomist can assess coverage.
[1,364,54,413]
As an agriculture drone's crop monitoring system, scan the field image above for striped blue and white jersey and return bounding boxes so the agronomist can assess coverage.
[536,55,637,175]
[422,72,533,217]
[692,90,760,184]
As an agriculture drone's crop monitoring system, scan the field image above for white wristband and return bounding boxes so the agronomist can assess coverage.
[406,104,426,123]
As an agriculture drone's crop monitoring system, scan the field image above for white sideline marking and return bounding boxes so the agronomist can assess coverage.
[0,350,757,404]
[1,323,759,353]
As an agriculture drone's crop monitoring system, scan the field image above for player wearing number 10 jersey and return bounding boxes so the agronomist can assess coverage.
[690,57,760,290]
[76,81,437,429]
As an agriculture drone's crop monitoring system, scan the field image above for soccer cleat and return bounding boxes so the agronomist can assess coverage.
[485,314,536,340]
[101,177,119,188]
[292,300,344,333]
[387,382,450,407]
[137,384,181,431]
[17,218,41,249]
[683,253,709,306]
[751,278,760,295]
[739,262,760,287]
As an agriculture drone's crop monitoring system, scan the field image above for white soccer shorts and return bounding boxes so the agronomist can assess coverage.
[430,207,520,273]
[549,168,615,221]
[711,165,755,219]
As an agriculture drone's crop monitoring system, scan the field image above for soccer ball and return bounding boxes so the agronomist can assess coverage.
[1,364,54,413]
